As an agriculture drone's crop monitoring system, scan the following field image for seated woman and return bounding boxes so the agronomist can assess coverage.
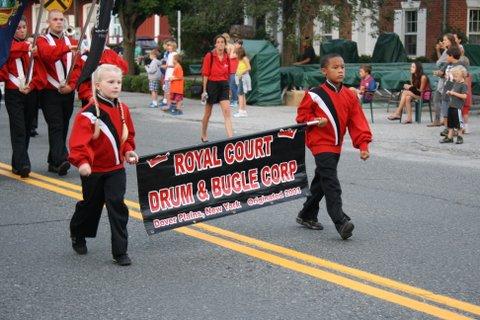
[387,61,430,124]
[349,64,377,103]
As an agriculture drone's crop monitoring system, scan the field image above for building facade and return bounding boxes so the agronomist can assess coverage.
[23,1,171,45]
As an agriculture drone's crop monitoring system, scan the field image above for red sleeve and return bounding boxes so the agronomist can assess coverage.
[201,52,212,77]
[0,66,7,81]
[9,41,29,59]
[29,58,47,91]
[122,105,136,154]
[68,112,95,168]
[295,91,315,124]
[347,95,372,152]
[36,37,71,64]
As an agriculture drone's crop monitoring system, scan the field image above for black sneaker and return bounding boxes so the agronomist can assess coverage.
[71,237,87,255]
[57,161,70,176]
[114,254,132,266]
[440,128,449,137]
[296,216,324,230]
[19,166,30,178]
[455,136,464,144]
[440,137,453,143]
[336,221,355,240]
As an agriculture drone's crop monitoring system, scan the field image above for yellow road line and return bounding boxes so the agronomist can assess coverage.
[0,166,477,319]
[176,227,472,320]
[191,223,480,317]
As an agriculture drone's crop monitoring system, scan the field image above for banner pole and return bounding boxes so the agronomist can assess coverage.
[24,0,45,87]
[305,120,320,127]
[64,0,97,85]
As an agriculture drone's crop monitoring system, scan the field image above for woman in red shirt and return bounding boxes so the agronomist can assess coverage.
[201,35,233,142]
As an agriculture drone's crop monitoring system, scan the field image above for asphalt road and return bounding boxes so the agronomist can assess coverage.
[0,94,479,320]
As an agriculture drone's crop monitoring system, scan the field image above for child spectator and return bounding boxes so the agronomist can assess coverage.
[145,49,162,108]
[387,61,430,123]
[436,46,467,137]
[161,40,178,111]
[169,54,184,115]
[440,65,467,144]
[233,46,251,118]
[349,64,376,103]
[440,65,468,144]
[295,53,372,240]
[68,64,138,266]
[159,40,169,107]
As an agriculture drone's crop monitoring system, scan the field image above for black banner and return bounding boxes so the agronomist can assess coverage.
[136,125,309,235]
[76,0,114,86]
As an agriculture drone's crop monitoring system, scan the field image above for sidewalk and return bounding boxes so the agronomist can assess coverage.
[121,92,480,169]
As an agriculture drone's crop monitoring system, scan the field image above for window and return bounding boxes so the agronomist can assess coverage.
[469,9,480,44]
[404,10,417,55]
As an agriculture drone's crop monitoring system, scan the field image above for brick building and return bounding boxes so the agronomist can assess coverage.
[22,1,171,45]
[263,0,480,60]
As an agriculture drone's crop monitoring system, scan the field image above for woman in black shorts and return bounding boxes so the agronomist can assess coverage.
[201,35,233,141]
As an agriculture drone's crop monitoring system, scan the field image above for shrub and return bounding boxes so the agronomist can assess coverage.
[358,55,372,63]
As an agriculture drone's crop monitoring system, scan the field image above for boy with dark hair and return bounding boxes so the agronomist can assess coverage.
[296,53,372,240]
[434,46,466,136]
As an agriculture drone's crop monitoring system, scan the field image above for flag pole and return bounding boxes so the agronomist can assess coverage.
[64,0,97,85]
[24,0,45,87]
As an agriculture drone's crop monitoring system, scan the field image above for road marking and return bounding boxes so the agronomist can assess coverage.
[191,223,480,317]
[0,165,478,319]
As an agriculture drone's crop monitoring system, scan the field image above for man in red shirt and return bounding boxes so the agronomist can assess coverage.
[36,9,78,176]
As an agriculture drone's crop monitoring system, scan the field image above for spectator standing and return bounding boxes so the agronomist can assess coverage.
[440,65,468,144]
[200,35,233,142]
[169,54,184,115]
[233,46,251,118]
[161,41,177,112]
[228,39,243,108]
[145,49,162,108]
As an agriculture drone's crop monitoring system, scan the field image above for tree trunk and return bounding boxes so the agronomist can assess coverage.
[281,0,297,66]
[118,7,139,75]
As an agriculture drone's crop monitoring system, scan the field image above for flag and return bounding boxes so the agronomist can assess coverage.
[0,0,28,68]
[136,124,309,235]
[76,0,115,86]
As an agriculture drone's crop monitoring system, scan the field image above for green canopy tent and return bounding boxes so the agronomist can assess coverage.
[243,40,282,106]
[320,39,359,63]
[464,44,480,66]
[371,33,408,63]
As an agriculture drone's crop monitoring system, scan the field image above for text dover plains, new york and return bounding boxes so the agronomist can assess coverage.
[136,126,309,234]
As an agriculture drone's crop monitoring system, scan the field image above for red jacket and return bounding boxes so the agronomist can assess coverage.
[201,50,230,81]
[68,94,136,173]
[36,33,78,90]
[296,81,372,155]
[1,39,47,91]
[72,48,128,101]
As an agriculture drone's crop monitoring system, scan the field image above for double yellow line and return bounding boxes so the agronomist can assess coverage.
[1,162,479,319]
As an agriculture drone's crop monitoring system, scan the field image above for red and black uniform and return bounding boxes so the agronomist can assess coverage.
[296,80,372,226]
[68,94,135,258]
[36,32,78,171]
[71,48,128,107]
[0,37,46,175]
[201,50,230,104]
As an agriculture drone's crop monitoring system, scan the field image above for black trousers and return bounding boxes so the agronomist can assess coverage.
[40,90,74,166]
[298,152,347,225]
[4,89,37,171]
[70,169,129,257]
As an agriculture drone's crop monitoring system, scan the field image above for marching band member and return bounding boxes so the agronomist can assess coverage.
[0,16,46,178]
[70,30,128,107]
[36,9,78,176]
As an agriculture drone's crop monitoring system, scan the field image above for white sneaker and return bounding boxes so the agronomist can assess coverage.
[463,124,470,134]
[233,111,248,118]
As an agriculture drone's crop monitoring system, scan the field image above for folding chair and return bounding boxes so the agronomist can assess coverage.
[362,82,379,123]
[398,90,433,123]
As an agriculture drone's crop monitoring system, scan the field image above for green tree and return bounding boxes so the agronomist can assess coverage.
[114,0,180,74]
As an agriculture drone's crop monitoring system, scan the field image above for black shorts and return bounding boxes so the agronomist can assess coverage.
[447,107,463,129]
[206,80,229,105]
